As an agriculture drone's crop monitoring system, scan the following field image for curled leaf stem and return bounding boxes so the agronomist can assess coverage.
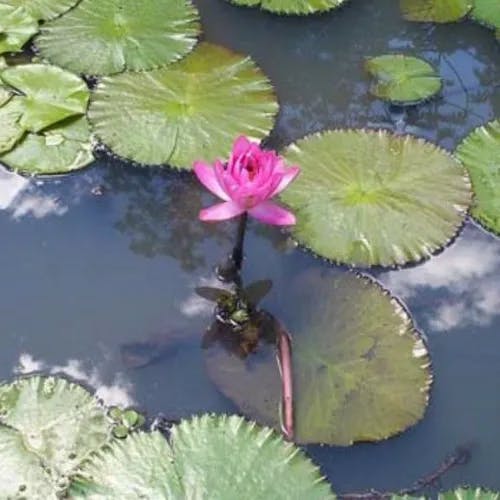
[277,324,294,441]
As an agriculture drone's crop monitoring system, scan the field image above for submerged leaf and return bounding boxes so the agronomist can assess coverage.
[70,416,334,499]
[89,43,278,168]
[0,4,38,55]
[439,488,500,500]
[36,0,201,75]
[365,54,441,104]
[400,0,472,23]
[0,375,113,496]
[206,269,432,445]
[456,120,500,235]
[0,115,94,174]
[280,129,471,267]
[1,0,81,21]
[0,63,89,132]
[226,0,347,15]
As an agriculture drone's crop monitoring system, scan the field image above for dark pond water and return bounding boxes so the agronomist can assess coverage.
[0,0,498,494]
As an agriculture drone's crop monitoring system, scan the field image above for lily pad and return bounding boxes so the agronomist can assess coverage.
[89,43,278,168]
[400,0,472,23]
[280,129,471,267]
[365,55,441,105]
[0,4,38,55]
[0,375,113,497]
[36,0,200,75]
[439,488,500,500]
[0,425,60,498]
[471,0,500,37]
[0,63,89,132]
[1,0,80,21]
[206,269,432,445]
[0,98,25,153]
[0,86,12,106]
[225,0,348,16]
[0,115,94,174]
[70,415,334,498]
[456,120,500,235]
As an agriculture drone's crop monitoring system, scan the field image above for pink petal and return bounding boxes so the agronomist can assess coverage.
[232,136,252,157]
[199,201,246,222]
[248,201,296,226]
[270,166,301,197]
[194,162,230,201]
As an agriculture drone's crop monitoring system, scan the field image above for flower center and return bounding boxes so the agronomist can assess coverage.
[245,156,259,181]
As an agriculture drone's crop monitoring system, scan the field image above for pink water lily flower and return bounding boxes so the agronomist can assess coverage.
[194,136,300,226]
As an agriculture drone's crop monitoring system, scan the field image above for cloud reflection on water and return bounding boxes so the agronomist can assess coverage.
[0,167,67,219]
[14,353,135,407]
[381,225,500,332]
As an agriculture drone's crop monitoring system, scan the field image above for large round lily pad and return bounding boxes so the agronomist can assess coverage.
[36,0,201,75]
[0,115,94,174]
[1,0,80,20]
[0,376,113,497]
[206,269,432,445]
[89,43,278,168]
[439,488,500,500]
[399,0,472,23]
[225,0,348,16]
[280,129,471,267]
[456,120,500,235]
[365,55,441,105]
[0,4,38,55]
[0,63,89,132]
[70,415,334,499]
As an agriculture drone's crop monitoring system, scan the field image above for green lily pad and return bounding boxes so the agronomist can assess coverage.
[0,85,12,106]
[0,98,25,153]
[0,4,38,55]
[89,42,278,168]
[0,375,113,497]
[0,115,94,174]
[280,129,471,267]
[206,269,432,445]
[400,0,472,22]
[439,488,500,500]
[1,0,80,21]
[36,0,200,75]
[1,63,89,132]
[471,0,500,35]
[70,415,335,498]
[365,55,441,105]
[225,0,348,16]
[0,424,60,499]
[456,120,500,235]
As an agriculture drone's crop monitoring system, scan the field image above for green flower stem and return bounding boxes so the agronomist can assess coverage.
[232,212,248,272]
